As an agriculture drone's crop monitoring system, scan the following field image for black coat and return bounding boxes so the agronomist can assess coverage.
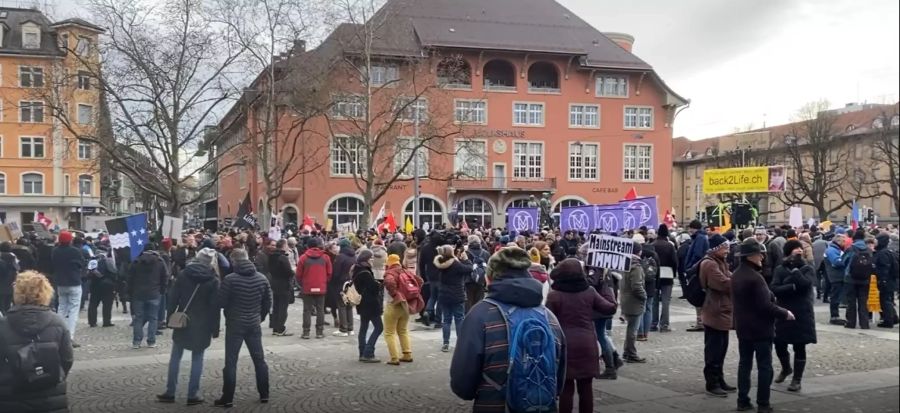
[651,239,678,286]
[435,255,470,305]
[0,305,74,413]
[128,251,169,301]
[771,258,817,345]
[732,261,789,342]
[11,246,35,272]
[168,263,221,352]
[0,252,17,296]
[328,247,355,309]
[268,250,294,296]
[352,264,383,318]
[51,245,86,287]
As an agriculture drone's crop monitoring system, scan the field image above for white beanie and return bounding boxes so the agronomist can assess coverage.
[632,234,646,244]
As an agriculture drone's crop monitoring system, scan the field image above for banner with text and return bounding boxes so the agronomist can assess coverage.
[703,166,786,194]
[586,234,635,271]
[506,208,540,233]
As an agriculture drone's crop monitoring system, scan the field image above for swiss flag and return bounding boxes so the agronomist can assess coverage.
[460,219,470,232]
[378,211,398,233]
[624,187,638,201]
[37,212,53,228]
[303,214,315,228]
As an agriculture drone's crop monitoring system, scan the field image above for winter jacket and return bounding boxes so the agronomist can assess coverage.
[560,237,580,258]
[842,240,874,285]
[295,248,332,295]
[677,238,693,276]
[386,241,407,258]
[51,245,86,287]
[0,252,18,296]
[0,305,74,413]
[651,238,678,286]
[254,250,272,278]
[587,268,619,319]
[639,246,660,299]
[168,263,221,351]
[546,279,616,380]
[684,230,709,273]
[128,251,169,301]
[328,246,355,307]
[384,263,424,312]
[732,260,789,342]
[171,246,195,273]
[812,239,829,273]
[352,263,383,318]
[700,253,732,331]
[403,247,418,273]
[771,257,817,345]
[619,256,647,316]
[11,246,35,272]
[268,250,294,296]
[767,237,786,276]
[449,268,566,411]
[435,254,471,305]
[418,238,440,282]
[800,240,815,266]
[874,234,899,288]
[824,241,847,283]
[370,245,387,280]
[217,259,272,329]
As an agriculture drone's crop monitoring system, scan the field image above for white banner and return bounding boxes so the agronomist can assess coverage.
[161,216,184,240]
[586,234,635,272]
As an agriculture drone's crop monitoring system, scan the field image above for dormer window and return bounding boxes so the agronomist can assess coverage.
[75,37,91,56]
[22,23,40,49]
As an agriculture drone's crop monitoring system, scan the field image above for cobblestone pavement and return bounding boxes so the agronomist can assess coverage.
[66,292,900,412]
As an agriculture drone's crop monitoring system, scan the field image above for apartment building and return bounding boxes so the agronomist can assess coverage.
[0,8,104,229]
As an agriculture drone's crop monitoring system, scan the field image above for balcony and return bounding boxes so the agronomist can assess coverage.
[449,176,557,193]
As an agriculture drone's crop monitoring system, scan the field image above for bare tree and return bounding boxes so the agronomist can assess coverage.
[868,110,900,217]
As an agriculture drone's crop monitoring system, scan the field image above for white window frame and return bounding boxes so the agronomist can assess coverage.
[22,24,40,50]
[394,137,428,178]
[595,74,629,98]
[454,99,487,125]
[568,103,600,128]
[330,94,365,119]
[77,139,92,160]
[18,66,43,88]
[330,135,365,177]
[365,64,399,87]
[78,174,93,196]
[512,140,544,180]
[77,71,91,90]
[512,102,545,127]
[77,104,94,125]
[75,37,91,56]
[0,172,6,195]
[568,142,600,182]
[19,100,44,123]
[19,136,45,158]
[395,97,428,122]
[624,106,654,130]
[623,143,654,183]
[454,139,488,179]
[21,172,45,195]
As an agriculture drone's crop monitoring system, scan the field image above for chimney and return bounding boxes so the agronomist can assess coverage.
[603,32,635,53]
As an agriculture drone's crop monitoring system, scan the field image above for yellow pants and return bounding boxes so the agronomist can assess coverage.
[383,301,411,362]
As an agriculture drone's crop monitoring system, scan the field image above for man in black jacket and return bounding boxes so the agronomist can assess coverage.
[215,248,272,408]
[874,234,898,328]
[51,231,86,347]
[732,238,794,413]
[87,247,118,328]
[0,242,18,313]
[268,239,295,336]
[651,225,679,332]
[128,248,169,349]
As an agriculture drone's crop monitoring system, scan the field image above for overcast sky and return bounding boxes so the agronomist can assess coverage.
[52,0,900,140]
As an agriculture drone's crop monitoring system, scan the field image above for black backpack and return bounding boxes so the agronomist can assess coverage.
[640,255,658,283]
[684,258,710,307]
[849,250,875,281]
[0,319,63,392]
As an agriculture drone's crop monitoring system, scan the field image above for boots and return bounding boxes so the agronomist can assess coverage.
[788,359,805,392]
[774,352,793,384]
[597,352,617,380]
[612,351,624,370]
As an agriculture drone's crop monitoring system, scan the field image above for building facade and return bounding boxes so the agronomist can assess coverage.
[672,103,900,227]
[216,0,687,230]
[0,8,103,229]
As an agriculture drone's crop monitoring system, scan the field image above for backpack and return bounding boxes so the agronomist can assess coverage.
[0,319,62,392]
[849,250,875,281]
[341,280,362,306]
[684,258,710,308]
[397,269,422,305]
[482,298,558,413]
[469,250,488,285]
[640,255,658,283]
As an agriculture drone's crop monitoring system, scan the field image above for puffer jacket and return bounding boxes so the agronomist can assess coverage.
[0,305,74,413]
[824,241,846,283]
[217,259,272,329]
[434,254,471,305]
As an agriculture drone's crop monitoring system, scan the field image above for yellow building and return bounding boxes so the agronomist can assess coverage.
[0,8,104,229]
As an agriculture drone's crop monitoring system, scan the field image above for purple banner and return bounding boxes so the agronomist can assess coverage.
[506,208,540,233]
[595,206,624,233]
[560,205,595,233]
[618,196,659,230]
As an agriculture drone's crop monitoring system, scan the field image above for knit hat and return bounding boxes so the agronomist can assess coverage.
[357,249,374,265]
[338,238,351,249]
[632,233,646,244]
[386,254,401,267]
[708,234,728,252]
[835,227,847,235]
[632,242,643,256]
[783,240,804,257]
[689,220,703,230]
[529,248,541,263]
[657,224,670,239]
[549,258,585,281]
[58,231,73,245]
[487,247,533,280]
[161,237,173,251]
[195,248,217,266]
[307,236,323,249]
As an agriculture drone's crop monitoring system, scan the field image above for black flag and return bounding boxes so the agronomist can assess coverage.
[235,192,257,229]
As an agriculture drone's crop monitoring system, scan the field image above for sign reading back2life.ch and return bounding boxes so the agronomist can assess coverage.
[586,234,635,272]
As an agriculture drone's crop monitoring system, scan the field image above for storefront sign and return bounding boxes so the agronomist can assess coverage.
[467,129,526,139]
[591,187,619,193]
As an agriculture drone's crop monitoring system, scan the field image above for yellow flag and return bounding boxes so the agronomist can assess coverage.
[404,216,414,234]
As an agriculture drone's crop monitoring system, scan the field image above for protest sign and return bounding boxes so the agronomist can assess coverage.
[161,216,183,240]
[586,234,635,272]
[506,208,539,233]
[560,205,594,233]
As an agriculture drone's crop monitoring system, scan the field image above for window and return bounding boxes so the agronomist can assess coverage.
[513,103,544,126]
[396,98,428,122]
[326,196,365,225]
[19,66,44,87]
[0,173,5,194]
[20,137,45,158]
[569,104,600,128]
[58,32,69,51]
[623,144,653,182]
[508,199,530,209]
[77,104,93,125]
[77,71,91,90]
[22,173,44,195]
[404,197,445,229]
[595,74,628,97]
[454,100,486,124]
[513,142,543,179]
[394,137,428,177]
[331,95,365,119]
[20,101,44,122]
[624,106,653,129]
[22,25,40,49]
[64,174,70,196]
[454,140,487,179]
[457,198,494,228]
[366,64,399,86]
[330,136,365,176]
[78,139,92,160]
[75,37,91,56]
[569,143,599,180]
[78,174,93,196]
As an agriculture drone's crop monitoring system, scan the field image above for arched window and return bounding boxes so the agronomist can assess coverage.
[457,198,493,228]
[483,59,516,91]
[282,206,298,225]
[22,173,43,195]
[78,174,93,196]
[527,61,560,92]
[436,56,471,89]
[552,198,586,227]
[404,197,444,229]
[327,196,365,225]
[507,198,530,209]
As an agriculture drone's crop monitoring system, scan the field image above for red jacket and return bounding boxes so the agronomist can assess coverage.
[296,248,333,295]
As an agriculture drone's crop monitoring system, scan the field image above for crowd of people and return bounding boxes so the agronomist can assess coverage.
[0,217,897,412]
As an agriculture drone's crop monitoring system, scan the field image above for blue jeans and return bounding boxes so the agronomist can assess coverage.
[164,343,205,399]
[829,281,845,318]
[737,339,774,408]
[358,314,383,358]
[221,325,268,403]
[132,297,160,345]
[425,283,442,322]
[653,284,674,328]
[594,318,616,357]
[56,286,82,340]
[158,294,167,328]
[638,298,654,335]
[440,301,465,346]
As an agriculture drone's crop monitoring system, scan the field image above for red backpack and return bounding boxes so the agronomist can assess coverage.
[397,269,421,302]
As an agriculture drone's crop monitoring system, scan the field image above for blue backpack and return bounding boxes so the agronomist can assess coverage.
[482,298,559,412]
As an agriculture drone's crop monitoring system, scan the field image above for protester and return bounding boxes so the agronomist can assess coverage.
[700,234,735,397]
[296,237,333,339]
[682,220,708,332]
[589,266,623,380]
[434,245,470,352]
[157,248,221,406]
[843,229,875,329]
[0,271,75,413]
[0,242,19,313]
[651,224,678,332]
[268,239,295,336]
[330,239,356,336]
[634,233,659,341]
[620,242,647,363]
[87,247,117,328]
[128,246,170,349]
[383,254,423,365]
[215,248,272,408]
[874,233,898,328]
[771,240,817,392]
[353,249,383,362]
[824,229,848,324]
[464,235,490,313]
[51,230,86,347]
